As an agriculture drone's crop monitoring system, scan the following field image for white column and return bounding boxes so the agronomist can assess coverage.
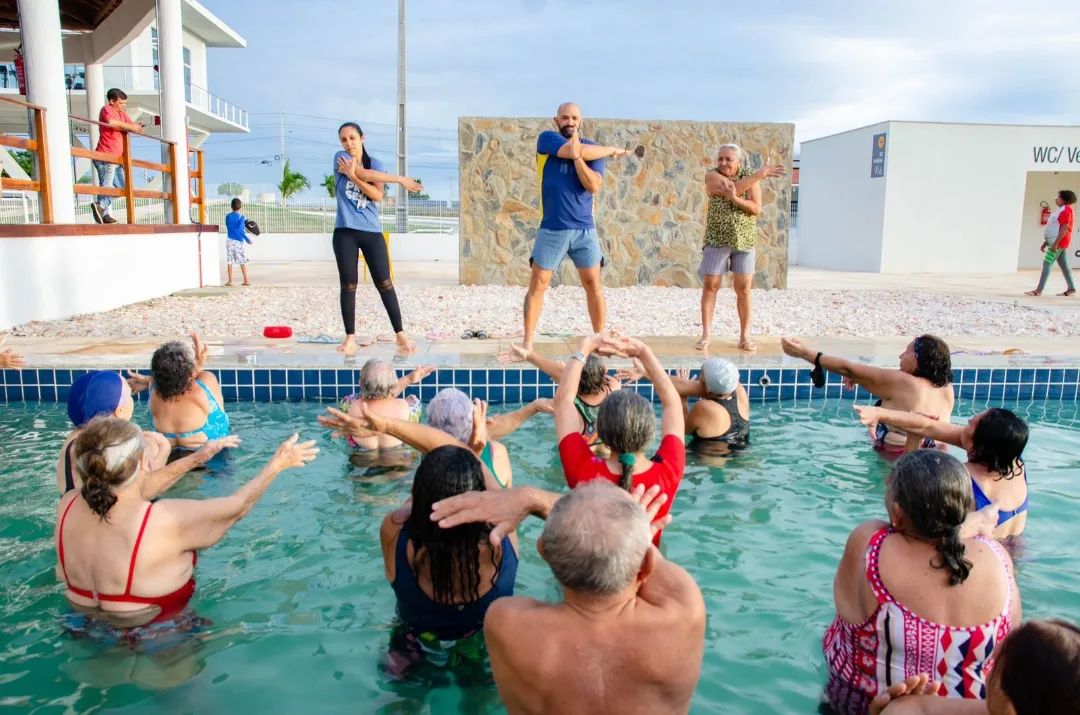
[17,0,75,222]
[84,61,104,149]
[155,0,190,223]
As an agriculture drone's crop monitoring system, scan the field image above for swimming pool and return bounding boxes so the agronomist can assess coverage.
[1,399,1078,712]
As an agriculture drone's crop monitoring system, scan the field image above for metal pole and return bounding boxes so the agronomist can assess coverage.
[395,0,408,233]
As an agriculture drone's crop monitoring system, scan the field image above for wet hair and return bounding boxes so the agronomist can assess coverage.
[426,388,474,444]
[911,334,952,388]
[578,355,608,397]
[404,446,495,605]
[149,340,196,400]
[595,390,655,490]
[969,408,1028,479]
[1059,189,1077,205]
[230,198,242,211]
[358,359,396,400]
[338,122,372,170]
[888,450,974,586]
[73,417,144,520]
[106,88,127,102]
[994,619,1080,715]
[541,481,651,595]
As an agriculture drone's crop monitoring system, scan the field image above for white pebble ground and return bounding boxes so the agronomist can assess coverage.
[5,285,1077,340]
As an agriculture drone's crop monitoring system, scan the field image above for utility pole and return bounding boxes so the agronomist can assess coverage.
[395,0,408,233]
[279,111,285,168]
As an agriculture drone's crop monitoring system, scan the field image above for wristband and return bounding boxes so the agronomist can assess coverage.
[570,351,587,365]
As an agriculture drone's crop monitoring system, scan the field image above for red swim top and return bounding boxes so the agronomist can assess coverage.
[58,499,197,622]
[558,432,685,545]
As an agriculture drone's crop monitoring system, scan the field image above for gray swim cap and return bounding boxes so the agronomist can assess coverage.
[426,388,474,444]
[702,358,739,396]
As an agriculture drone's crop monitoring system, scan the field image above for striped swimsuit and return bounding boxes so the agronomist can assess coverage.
[823,527,1013,715]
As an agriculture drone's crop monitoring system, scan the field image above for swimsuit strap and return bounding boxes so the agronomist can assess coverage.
[64,440,76,493]
[195,379,223,413]
[863,527,893,605]
[57,497,79,582]
[977,536,1014,621]
[124,503,155,596]
[480,443,506,488]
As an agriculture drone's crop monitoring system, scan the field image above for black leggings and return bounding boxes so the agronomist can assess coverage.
[332,228,403,335]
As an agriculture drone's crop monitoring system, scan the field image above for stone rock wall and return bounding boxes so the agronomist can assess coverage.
[459,117,794,288]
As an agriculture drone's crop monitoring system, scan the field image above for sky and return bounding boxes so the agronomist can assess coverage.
[200,0,1080,199]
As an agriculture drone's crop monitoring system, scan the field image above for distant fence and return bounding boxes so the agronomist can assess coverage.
[204,185,459,234]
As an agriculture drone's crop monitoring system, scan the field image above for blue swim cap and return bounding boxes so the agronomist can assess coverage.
[67,371,124,427]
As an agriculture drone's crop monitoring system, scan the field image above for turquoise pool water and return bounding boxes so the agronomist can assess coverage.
[1,399,1078,713]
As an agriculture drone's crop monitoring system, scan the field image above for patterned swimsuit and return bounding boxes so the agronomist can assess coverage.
[823,527,1014,715]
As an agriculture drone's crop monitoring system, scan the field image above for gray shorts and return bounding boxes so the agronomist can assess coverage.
[698,245,755,277]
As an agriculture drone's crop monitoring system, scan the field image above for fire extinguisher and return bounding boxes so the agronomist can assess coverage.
[13,47,26,96]
[1039,201,1051,226]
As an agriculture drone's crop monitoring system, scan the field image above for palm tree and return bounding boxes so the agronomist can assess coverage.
[277,160,310,207]
[322,173,335,199]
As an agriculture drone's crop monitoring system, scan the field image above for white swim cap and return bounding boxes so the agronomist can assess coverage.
[702,358,740,396]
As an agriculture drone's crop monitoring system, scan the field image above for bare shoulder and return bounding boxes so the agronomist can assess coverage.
[845,519,889,557]
[197,370,220,387]
[491,440,509,460]
[484,596,547,639]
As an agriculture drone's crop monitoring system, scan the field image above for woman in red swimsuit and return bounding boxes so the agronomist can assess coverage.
[55,417,317,629]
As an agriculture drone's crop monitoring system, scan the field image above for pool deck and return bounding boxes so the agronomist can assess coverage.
[5,264,1080,369]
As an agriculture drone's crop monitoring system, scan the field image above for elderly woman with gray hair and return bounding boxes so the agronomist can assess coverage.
[338,360,432,451]
[698,144,784,352]
[556,332,685,545]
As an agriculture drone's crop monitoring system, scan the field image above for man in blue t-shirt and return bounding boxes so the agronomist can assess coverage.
[224,197,254,286]
[523,102,628,350]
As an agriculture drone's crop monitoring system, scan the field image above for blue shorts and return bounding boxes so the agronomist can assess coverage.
[530,228,604,271]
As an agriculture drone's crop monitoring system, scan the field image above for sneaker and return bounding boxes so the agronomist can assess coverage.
[90,204,104,223]
[102,215,118,224]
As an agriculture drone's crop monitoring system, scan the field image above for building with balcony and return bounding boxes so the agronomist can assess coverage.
[0,0,246,174]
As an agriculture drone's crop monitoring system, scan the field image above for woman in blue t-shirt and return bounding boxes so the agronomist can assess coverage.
[333,122,423,354]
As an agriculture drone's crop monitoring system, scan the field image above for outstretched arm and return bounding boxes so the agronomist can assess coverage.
[782,337,912,400]
[140,436,240,499]
[733,163,785,195]
[390,365,435,397]
[487,399,552,441]
[853,405,966,447]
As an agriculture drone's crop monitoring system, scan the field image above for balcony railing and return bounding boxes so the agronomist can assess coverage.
[188,83,248,129]
[0,64,248,130]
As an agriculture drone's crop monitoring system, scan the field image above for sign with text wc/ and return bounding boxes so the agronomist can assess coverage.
[870,133,887,178]
[1032,145,1080,165]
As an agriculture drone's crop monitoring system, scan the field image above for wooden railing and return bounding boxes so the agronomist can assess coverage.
[189,147,206,224]
[69,113,182,224]
[0,95,53,223]
[0,95,206,226]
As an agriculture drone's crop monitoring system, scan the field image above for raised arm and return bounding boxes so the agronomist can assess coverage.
[782,337,912,400]
[140,435,240,499]
[732,163,785,195]
[164,434,318,552]
[853,405,966,447]
[604,335,684,441]
[504,343,566,382]
[390,365,435,398]
[553,336,597,441]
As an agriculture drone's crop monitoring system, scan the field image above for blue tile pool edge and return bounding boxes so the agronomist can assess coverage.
[2,367,1079,404]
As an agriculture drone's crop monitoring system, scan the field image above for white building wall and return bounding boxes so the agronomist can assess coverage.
[183,30,208,88]
[796,122,889,272]
[0,232,220,330]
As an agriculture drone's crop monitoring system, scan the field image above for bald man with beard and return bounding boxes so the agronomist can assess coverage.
[523,102,630,351]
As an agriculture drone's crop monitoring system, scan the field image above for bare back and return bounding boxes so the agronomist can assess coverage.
[484,561,705,715]
[349,397,411,450]
[149,372,226,449]
[877,380,954,448]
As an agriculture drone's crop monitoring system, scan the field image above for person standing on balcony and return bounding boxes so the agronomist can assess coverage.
[522,103,629,351]
[91,88,144,224]
[332,122,423,355]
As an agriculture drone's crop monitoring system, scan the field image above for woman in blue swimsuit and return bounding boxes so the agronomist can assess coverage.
[854,405,1030,539]
[128,334,231,452]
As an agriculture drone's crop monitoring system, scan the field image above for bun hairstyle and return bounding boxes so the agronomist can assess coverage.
[888,450,974,586]
[338,122,373,170]
[73,417,144,520]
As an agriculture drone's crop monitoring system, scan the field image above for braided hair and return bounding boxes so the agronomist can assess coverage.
[596,390,654,491]
[73,416,144,521]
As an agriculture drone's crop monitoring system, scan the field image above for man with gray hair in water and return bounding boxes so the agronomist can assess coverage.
[430,480,706,714]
